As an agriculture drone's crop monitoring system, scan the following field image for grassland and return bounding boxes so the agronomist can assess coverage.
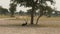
[0,15,60,27]
[0,16,60,34]
[0,15,60,21]
[15,16,60,21]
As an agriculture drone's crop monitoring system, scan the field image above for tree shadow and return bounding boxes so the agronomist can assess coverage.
[0,23,59,28]
[0,24,49,27]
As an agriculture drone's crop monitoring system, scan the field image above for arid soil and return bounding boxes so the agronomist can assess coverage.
[0,19,60,34]
[0,26,60,34]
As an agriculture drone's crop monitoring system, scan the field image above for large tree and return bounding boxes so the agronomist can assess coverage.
[11,0,55,24]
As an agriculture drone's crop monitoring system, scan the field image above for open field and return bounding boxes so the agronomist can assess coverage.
[0,15,60,21]
[0,15,60,26]
[15,16,60,21]
[0,26,60,34]
[0,16,60,27]
[0,16,60,34]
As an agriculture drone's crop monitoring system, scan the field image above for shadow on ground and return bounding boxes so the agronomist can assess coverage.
[0,24,60,27]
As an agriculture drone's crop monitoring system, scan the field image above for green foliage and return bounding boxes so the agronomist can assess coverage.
[11,0,55,15]
[9,2,17,17]
[27,9,32,15]
[0,6,9,15]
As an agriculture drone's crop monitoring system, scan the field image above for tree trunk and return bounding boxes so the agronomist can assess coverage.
[36,9,43,24]
[11,11,15,17]
[30,0,38,25]
[30,6,35,25]
[36,15,42,24]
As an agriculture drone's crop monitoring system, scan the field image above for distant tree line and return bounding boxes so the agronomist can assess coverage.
[0,6,9,15]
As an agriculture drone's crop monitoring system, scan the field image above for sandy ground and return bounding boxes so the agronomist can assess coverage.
[0,26,60,34]
[0,19,60,34]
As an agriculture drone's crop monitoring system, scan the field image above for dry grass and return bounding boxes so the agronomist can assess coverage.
[0,16,60,34]
[0,15,60,27]
[0,15,12,18]
[34,16,60,21]
[0,15,60,21]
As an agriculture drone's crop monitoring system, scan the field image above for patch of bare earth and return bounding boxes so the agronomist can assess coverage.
[0,17,60,34]
[0,27,60,34]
